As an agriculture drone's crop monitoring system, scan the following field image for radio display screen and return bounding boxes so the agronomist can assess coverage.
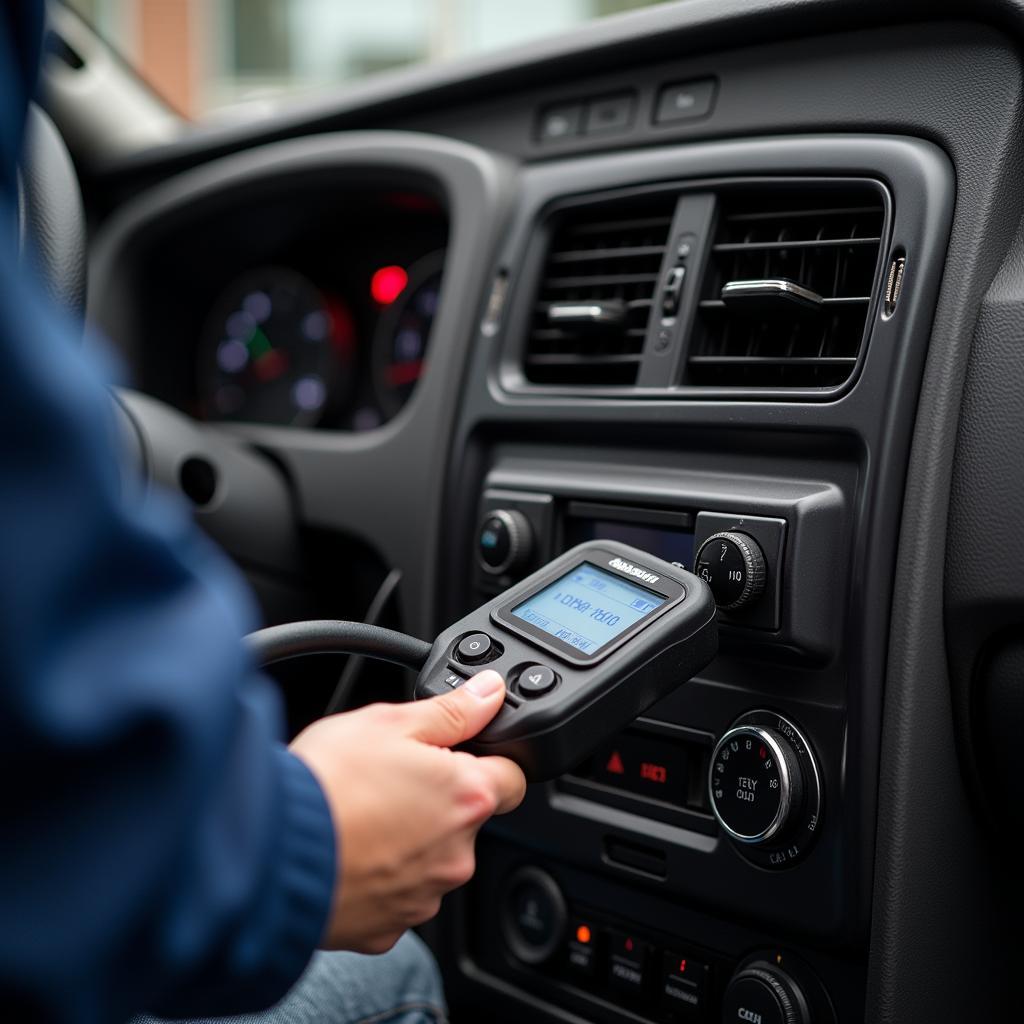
[565,516,695,572]
[510,562,667,656]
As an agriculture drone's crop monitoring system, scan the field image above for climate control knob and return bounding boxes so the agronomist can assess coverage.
[710,724,800,844]
[722,960,811,1024]
[709,710,822,868]
[477,509,533,576]
[694,531,766,610]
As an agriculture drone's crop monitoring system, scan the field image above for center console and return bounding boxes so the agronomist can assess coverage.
[448,447,861,1023]
[431,133,954,1024]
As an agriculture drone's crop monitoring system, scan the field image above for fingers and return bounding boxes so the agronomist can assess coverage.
[474,755,528,815]
[353,930,405,956]
[404,670,506,746]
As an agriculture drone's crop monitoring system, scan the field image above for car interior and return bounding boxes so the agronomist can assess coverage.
[18,0,1024,1021]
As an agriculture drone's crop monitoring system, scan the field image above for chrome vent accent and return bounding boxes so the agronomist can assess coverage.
[687,187,885,390]
[524,196,676,386]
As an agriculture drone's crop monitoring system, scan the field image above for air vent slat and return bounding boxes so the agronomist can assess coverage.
[526,354,643,367]
[534,297,654,316]
[530,327,647,342]
[688,356,857,366]
[548,245,668,263]
[712,237,881,253]
[524,195,677,386]
[543,273,661,289]
[565,215,674,236]
[699,296,870,309]
[724,204,880,223]
[687,185,885,391]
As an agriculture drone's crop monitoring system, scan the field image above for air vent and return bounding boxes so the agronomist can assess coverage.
[687,186,886,390]
[524,195,676,386]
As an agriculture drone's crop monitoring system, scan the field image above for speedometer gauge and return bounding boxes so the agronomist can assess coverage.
[198,267,354,426]
[372,251,444,418]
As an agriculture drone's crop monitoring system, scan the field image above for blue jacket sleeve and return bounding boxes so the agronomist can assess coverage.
[0,234,337,1019]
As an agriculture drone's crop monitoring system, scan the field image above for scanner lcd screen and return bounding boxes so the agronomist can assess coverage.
[510,562,666,656]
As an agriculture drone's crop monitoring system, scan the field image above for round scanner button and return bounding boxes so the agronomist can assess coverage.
[518,664,557,697]
[456,632,495,664]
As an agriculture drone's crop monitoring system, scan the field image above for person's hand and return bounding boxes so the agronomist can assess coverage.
[289,669,526,953]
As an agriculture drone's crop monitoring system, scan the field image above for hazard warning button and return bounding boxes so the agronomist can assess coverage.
[575,729,699,811]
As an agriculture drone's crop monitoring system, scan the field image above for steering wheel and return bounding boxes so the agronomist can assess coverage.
[14,105,305,594]
[16,104,87,322]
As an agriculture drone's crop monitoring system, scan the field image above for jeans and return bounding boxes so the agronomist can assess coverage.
[135,932,447,1024]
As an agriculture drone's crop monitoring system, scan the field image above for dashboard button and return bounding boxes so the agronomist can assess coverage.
[518,664,557,697]
[566,917,600,978]
[478,515,511,570]
[500,867,567,965]
[584,93,635,134]
[538,104,583,142]
[607,929,652,999]
[654,78,716,124]
[456,632,495,664]
[662,265,686,316]
[587,731,690,806]
[478,509,533,576]
[661,950,709,1017]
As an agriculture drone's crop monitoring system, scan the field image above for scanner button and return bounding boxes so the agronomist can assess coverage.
[456,632,495,664]
[519,664,557,697]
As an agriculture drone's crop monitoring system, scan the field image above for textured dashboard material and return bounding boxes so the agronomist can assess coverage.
[945,221,1024,844]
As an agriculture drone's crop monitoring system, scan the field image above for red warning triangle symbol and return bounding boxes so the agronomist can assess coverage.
[606,750,625,775]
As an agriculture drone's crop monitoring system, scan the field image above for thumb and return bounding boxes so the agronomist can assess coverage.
[406,670,506,746]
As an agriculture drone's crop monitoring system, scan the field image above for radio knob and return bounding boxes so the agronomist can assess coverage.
[709,725,802,846]
[694,531,766,611]
[721,961,811,1024]
[478,509,533,576]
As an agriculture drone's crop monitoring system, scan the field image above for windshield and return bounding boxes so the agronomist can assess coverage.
[61,0,673,119]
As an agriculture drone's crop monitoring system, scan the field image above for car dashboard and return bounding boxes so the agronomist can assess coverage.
[78,3,1024,1022]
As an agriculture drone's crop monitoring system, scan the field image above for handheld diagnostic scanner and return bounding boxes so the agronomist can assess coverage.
[414,540,718,780]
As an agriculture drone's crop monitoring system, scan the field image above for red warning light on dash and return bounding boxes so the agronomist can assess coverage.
[585,735,689,809]
[370,265,408,305]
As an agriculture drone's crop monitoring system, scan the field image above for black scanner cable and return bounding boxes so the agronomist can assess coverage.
[325,568,404,715]
[246,620,431,673]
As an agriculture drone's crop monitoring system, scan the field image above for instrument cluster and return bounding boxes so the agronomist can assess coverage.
[137,188,448,431]
[198,249,443,430]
